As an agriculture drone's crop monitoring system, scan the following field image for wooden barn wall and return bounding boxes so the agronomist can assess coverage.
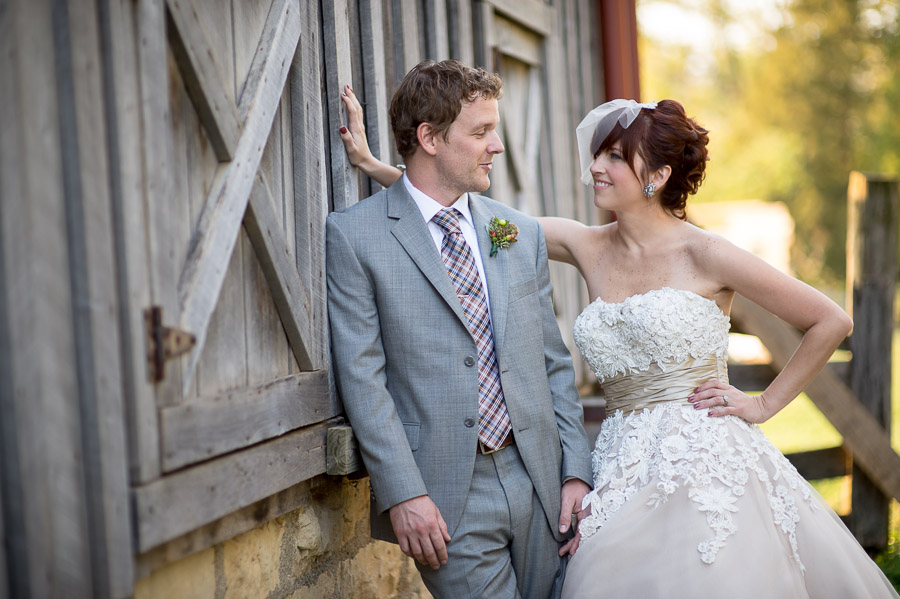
[0,0,605,596]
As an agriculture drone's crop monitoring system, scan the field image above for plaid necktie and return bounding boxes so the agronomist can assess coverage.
[433,208,511,449]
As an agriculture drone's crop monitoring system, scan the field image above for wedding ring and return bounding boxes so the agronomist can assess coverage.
[722,395,729,406]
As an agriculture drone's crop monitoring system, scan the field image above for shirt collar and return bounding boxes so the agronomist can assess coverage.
[402,173,473,229]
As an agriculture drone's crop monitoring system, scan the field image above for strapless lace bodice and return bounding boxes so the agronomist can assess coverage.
[574,287,730,382]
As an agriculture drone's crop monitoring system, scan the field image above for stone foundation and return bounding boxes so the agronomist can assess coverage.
[135,476,429,598]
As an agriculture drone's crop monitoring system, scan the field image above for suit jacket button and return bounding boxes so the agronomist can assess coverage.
[464,356,476,367]
[464,418,475,428]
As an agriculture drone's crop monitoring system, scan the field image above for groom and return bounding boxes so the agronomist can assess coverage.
[326,59,592,598]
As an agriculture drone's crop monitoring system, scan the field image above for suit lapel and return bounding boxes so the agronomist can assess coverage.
[470,196,509,356]
[387,181,470,330]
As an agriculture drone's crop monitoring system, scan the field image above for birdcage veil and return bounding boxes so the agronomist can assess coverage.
[575,99,658,185]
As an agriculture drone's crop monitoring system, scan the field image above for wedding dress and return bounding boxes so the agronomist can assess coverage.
[562,287,898,598]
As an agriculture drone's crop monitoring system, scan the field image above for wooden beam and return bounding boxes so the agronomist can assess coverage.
[244,172,316,370]
[598,0,640,101]
[326,424,363,476]
[160,371,334,470]
[784,446,851,481]
[845,171,898,549]
[176,0,301,395]
[730,294,900,502]
[134,418,337,551]
[165,0,242,161]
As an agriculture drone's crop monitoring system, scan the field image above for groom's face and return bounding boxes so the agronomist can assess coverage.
[433,96,504,196]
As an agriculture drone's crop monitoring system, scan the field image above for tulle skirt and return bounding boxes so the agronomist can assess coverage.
[561,404,898,598]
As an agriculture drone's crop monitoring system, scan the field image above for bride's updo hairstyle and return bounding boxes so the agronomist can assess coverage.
[596,99,709,219]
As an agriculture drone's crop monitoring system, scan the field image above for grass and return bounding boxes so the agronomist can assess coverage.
[757,330,900,590]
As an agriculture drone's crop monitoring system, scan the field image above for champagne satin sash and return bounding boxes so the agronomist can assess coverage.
[601,356,729,414]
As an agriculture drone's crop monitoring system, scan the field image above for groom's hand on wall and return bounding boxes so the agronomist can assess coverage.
[389,495,452,570]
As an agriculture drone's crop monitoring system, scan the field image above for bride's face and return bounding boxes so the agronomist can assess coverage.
[589,144,647,211]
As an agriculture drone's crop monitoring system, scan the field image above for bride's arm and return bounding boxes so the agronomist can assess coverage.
[539,217,594,267]
[691,236,852,423]
[338,85,403,188]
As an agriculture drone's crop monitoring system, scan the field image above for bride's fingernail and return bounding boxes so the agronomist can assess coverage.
[340,126,347,134]
[693,403,700,409]
[688,394,695,400]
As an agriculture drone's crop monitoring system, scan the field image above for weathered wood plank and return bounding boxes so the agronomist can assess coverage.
[359,0,392,188]
[322,0,359,211]
[244,171,316,370]
[166,0,241,160]
[0,11,28,590]
[71,0,136,594]
[232,0,270,103]
[0,2,93,595]
[392,0,422,76]
[165,42,200,405]
[423,0,450,60]
[161,371,333,470]
[447,0,474,65]
[730,294,900,503]
[846,171,897,550]
[484,0,552,37]
[177,0,301,394]
[244,84,290,386]
[195,228,248,397]
[134,419,337,551]
[291,0,329,371]
[494,15,542,66]
[131,0,169,477]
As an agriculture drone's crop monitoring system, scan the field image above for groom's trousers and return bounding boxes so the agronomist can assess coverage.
[415,444,560,599]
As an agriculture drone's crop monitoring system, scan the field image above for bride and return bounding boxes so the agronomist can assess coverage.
[337,85,898,598]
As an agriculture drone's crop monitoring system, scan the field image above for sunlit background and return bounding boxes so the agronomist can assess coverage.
[638,0,899,289]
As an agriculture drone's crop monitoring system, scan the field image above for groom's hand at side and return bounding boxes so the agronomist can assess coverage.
[558,479,591,556]
[389,495,452,570]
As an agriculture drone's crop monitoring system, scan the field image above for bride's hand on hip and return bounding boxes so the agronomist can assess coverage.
[688,379,771,424]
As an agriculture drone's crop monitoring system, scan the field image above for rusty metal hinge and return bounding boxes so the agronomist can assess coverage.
[144,306,196,382]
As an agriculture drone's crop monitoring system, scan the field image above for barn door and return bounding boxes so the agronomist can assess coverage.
[118,0,335,553]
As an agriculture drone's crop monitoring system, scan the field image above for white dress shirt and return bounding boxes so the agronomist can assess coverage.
[402,174,493,315]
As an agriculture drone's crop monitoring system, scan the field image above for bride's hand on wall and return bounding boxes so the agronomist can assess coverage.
[689,379,772,423]
[338,85,374,168]
[337,84,403,188]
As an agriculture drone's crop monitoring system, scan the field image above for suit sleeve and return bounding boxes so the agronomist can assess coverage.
[326,216,429,511]
[535,222,594,486]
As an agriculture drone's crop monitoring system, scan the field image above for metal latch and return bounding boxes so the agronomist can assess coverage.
[144,306,196,382]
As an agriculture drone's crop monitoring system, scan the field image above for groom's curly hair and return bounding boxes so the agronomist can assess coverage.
[390,59,503,159]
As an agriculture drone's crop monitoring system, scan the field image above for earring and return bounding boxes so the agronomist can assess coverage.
[643,182,656,198]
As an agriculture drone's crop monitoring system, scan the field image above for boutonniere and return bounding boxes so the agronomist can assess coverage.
[487,217,519,257]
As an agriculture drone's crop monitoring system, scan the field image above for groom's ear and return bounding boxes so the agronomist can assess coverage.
[417,122,439,156]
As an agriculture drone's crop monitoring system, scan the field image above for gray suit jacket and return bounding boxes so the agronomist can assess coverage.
[326,180,592,543]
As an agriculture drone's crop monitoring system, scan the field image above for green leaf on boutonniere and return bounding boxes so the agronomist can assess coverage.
[487,217,519,257]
